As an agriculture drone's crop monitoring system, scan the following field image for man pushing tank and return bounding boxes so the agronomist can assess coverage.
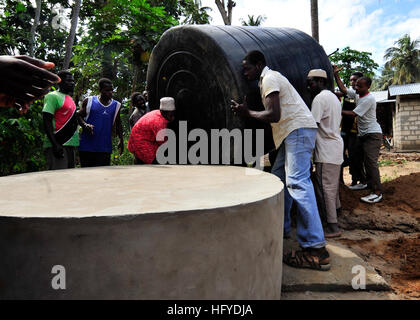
[231,50,330,271]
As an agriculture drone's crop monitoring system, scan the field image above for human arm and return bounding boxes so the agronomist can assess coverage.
[342,110,357,117]
[0,55,60,113]
[231,91,280,123]
[311,95,324,126]
[42,112,64,158]
[332,65,347,95]
[77,98,94,135]
[115,110,124,155]
[352,96,374,118]
[129,111,135,130]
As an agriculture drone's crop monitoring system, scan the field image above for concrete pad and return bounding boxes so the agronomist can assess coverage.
[282,233,390,292]
[281,291,399,300]
[0,165,284,299]
[0,165,282,218]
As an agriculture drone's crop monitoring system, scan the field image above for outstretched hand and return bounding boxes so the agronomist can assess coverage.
[84,123,94,135]
[0,55,61,113]
[230,96,250,117]
[332,64,343,74]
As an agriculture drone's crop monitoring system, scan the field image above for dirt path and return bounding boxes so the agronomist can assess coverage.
[337,152,420,299]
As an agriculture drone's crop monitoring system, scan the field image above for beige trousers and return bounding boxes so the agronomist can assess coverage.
[314,162,341,224]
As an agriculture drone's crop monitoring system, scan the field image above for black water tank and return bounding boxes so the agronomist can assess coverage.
[147,25,333,161]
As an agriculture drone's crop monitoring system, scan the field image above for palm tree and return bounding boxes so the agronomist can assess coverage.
[384,34,420,84]
[371,66,394,91]
[310,0,319,42]
[240,14,266,26]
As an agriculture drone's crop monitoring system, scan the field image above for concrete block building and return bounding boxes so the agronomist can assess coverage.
[388,83,420,151]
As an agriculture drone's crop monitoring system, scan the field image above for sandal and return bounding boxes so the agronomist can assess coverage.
[283,248,331,271]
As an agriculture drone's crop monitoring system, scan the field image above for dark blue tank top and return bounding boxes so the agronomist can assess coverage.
[79,96,121,153]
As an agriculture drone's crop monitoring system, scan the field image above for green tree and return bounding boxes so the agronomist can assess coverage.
[371,66,394,91]
[240,14,266,26]
[330,46,379,87]
[0,100,47,176]
[0,0,37,55]
[384,34,420,84]
[0,0,71,176]
[150,0,211,25]
[72,0,176,101]
[0,0,211,175]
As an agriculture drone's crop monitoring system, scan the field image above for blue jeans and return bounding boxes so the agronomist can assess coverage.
[271,128,326,249]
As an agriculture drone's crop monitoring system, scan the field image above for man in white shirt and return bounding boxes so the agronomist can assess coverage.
[335,72,383,204]
[307,69,343,238]
[231,51,330,271]
[338,71,366,188]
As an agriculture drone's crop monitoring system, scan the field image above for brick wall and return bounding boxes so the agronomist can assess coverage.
[393,95,420,151]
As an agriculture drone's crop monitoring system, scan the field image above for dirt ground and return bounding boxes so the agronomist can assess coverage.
[337,151,420,300]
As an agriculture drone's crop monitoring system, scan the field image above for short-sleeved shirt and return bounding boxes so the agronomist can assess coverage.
[311,90,344,165]
[353,92,382,136]
[42,91,79,148]
[127,110,169,164]
[259,67,317,150]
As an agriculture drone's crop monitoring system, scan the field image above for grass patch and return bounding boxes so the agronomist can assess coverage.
[379,159,407,167]
[381,174,396,183]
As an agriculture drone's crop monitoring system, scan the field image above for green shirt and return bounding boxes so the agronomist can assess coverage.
[42,91,79,148]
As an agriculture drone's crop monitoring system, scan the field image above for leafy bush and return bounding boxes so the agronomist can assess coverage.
[0,101,47,176]
[111,104,134,166]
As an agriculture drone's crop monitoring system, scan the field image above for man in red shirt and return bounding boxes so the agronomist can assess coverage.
[127,97,176,164]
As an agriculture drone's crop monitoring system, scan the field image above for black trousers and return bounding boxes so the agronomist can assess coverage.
[348,133,366,184]
[79,151,111,167]
[45,146,76,170]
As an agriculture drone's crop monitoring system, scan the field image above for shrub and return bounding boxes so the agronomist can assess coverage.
[0,101,47,176]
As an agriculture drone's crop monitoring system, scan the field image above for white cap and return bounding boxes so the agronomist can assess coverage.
[159,97,175,111]
[307,69,327,79]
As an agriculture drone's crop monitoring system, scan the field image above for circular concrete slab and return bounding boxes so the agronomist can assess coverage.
[0,165,282,218]
[0,165,284,299]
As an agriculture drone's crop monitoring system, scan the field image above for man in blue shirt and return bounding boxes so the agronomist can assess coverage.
[77,78,123,167]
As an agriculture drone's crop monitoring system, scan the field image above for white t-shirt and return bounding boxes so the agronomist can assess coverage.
[346,87,359,104]
[259,67,317,150]
[353,93,382,136]
[311,90,344,165]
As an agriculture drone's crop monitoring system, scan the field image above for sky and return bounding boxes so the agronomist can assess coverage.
[201,0,420,70]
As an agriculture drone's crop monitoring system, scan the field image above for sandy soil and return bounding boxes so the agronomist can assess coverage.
[337,152,420,300]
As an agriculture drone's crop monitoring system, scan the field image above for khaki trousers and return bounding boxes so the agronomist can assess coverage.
[314,162,341,224]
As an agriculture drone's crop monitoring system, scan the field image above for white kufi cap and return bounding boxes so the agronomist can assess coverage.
[307,69,327,79]
[159,97,175,111]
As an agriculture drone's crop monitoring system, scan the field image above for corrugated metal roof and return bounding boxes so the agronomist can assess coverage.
[371,91,388,102]
[389,83,420,97]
